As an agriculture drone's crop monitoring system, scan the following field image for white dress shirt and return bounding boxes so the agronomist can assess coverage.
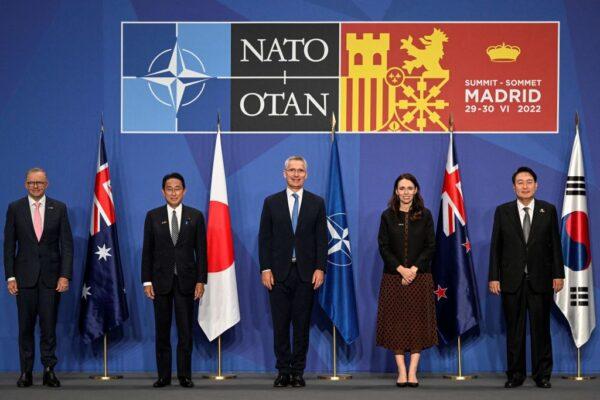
[517,199,535,226]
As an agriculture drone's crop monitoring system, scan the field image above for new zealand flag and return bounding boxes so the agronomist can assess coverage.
[431,135,480,344]
[79,130,129,343]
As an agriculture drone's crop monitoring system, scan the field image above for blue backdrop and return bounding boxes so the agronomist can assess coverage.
[0,0,599,374]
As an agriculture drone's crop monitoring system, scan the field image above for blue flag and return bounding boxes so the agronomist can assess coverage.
[318,134,359,344]
[79,131,129,343]
[431,135,480,344]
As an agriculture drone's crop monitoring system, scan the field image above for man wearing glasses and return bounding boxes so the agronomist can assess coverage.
[3,167,73,388]
[259,156,327,388]
[141,172,207,388]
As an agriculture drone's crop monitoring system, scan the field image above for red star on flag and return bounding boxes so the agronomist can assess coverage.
[462,239,471,253]
[434,285,448,301]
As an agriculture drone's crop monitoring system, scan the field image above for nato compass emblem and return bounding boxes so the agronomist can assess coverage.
[144,42,210,114]
[327,213,352,266]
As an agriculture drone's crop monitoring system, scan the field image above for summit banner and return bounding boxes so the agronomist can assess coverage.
[121,22,558,134]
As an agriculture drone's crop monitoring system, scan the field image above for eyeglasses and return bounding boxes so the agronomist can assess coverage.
[164,187,184,194]
[286,168,306,175]
[26,181,47,187]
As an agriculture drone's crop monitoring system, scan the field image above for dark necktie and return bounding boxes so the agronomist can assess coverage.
[171,210,179,275]
[523,207,531,275]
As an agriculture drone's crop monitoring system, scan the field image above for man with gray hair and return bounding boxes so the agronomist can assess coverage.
[259,156,327,388]
[4,168,73,388]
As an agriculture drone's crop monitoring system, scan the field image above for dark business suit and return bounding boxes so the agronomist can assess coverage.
[3,197,73,373]
[141,205,207,381]
[489,199,564,382]
[259,190,327,374]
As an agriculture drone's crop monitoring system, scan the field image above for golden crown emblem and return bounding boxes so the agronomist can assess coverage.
[486,42,521,62]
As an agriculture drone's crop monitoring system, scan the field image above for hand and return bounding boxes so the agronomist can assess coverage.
[261,270,275,291]
[56,277,69,292]
[401,278,410,286]
[489,280,501,295]
[194,283,205,300]
[312,269,325,290]
[144,284,155,300]
[397,265,416,283]
[553,278,564,293]
[7,280,18,295]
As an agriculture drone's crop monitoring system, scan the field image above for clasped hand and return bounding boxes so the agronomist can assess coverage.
[397,265,417,286]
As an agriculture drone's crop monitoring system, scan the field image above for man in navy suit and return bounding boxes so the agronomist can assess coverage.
[489,166,564,389]
[259,156,327,388]
[4,167,73,388]
[141,172,207,388]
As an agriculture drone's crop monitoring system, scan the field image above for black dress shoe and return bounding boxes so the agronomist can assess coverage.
[17,372,32,387]
[396,382,407,387]
[504,379,524,388]
[43,367,61,388]
[178,377,194,388]
[407,382,419,388]
[273,373,290,388]
[536,379,552,388]
[153,378,171,388]
[290,374,306,387]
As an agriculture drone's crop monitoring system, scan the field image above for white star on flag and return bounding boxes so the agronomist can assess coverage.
[82,284,91,300]
[327,218,351,256]
[95,244,112,261]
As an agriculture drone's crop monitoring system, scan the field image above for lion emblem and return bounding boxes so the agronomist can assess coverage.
[400,28,449,78]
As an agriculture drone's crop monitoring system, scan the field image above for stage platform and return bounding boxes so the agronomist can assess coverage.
[0,373,598,400]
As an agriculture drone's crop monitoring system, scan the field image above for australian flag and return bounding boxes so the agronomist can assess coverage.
[317,133,359,344]
[431,134,480,344]
[79,129,129,343]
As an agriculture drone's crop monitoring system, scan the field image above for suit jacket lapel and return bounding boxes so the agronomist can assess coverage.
[509,201,526,244]
[177,206,189,246]
[278,190,294,234]
[159,206,173,246]
[528,201,542,245]
[21,198,37,241]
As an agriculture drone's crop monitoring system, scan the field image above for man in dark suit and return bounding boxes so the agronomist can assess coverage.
[259,156,327,388]
[489,166,564,389]
[141,172,207,388]
[4,167,73,388]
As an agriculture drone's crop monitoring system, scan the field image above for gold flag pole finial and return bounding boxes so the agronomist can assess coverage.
[449,113,455,134]
[330,112,337,142]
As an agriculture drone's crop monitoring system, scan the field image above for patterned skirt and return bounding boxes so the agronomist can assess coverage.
[376,273,438,353]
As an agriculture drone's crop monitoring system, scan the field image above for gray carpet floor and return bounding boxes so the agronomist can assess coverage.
[0,373,598,400]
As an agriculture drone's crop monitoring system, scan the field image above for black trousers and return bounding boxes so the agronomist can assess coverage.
[269,263,314,375]
[16,279,60,373]
[502,277,553,382]
[153,276,194,380]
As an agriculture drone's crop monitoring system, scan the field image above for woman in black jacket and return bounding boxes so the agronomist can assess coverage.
[376,173,438,387]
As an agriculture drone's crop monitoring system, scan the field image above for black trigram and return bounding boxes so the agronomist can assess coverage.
[569,286,589,306]
[566,176,586,196]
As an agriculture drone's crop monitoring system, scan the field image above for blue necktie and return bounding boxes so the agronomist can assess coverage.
[292,193,299,259]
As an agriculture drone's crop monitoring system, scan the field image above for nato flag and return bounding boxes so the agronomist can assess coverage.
[317,134,359,344]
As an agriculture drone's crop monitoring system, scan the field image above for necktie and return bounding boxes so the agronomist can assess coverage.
[523,207,531,275]
[522,207,531,243]
[292,193,299,259]
[33,202,43,242]
[171,210,179,245]
[171,210,179,275]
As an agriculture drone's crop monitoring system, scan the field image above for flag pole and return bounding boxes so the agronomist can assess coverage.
[560,113,595,382]
[89,334,123,380]
[318,113,351,381]
[442,115,476,381]
[204,335,237,380]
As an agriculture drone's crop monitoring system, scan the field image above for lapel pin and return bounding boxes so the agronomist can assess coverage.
[540,208,545,213]
[47,206,54,210]
[161,220,167,224]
